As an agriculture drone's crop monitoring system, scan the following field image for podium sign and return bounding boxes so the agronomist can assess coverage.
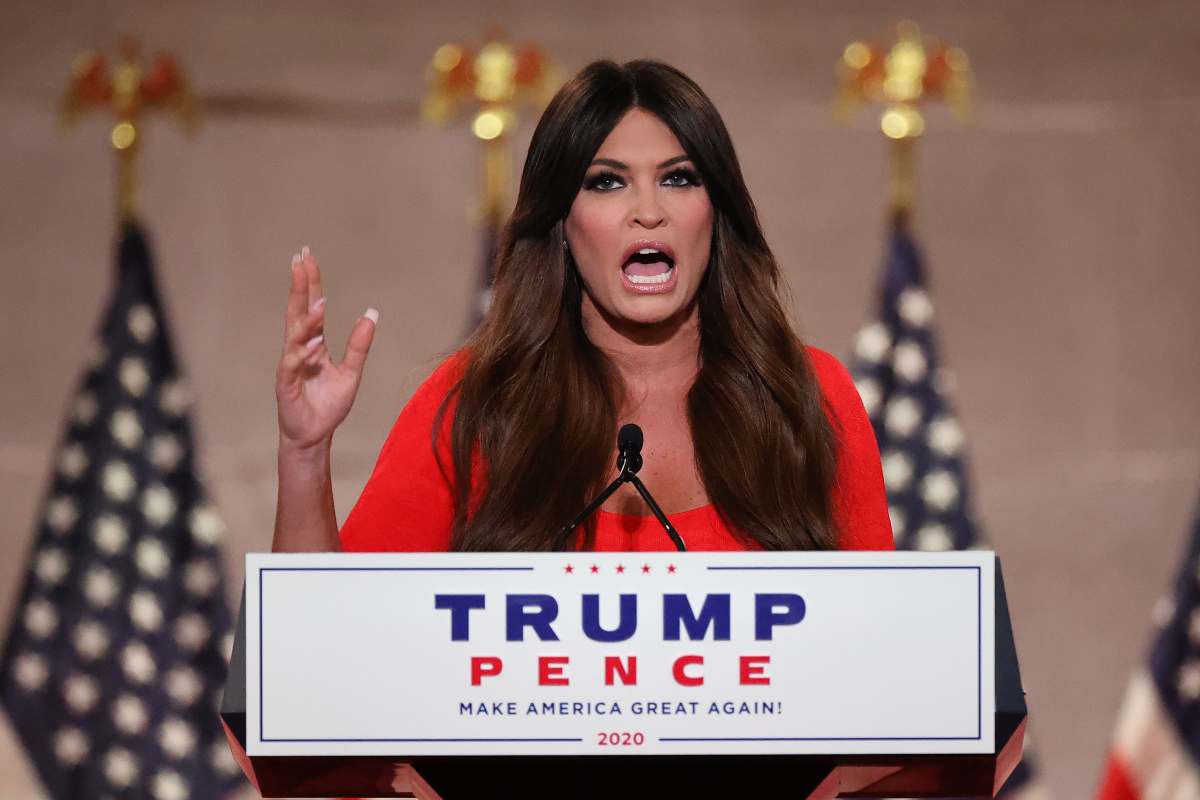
[245,551,994,759]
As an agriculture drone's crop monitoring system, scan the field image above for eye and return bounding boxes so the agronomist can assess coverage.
[583,170,623,192]
[663,168,701,188]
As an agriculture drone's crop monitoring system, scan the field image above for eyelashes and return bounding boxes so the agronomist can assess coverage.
[582,167,703,192]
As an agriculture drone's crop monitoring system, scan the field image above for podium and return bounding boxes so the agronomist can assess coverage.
[220,551,1027,798]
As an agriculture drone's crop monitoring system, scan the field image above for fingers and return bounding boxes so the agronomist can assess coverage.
[284,252,310,342]
[277,329,327,392]
[300,246,324,311]
[340,308,379,377]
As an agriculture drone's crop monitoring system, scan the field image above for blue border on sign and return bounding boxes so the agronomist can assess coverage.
[256,563,983,746]
[664,564,984,744]
[257,566,581,744]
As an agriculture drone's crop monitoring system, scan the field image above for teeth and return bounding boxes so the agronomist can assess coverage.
[628,269,673,285]
[637,248,661,255]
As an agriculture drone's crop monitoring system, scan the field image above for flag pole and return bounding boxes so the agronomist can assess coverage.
[834,20,973,226]
[61,35,196,225]
[420,29,561,330]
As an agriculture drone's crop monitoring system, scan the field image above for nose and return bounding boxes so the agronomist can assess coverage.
[629,186,665,229]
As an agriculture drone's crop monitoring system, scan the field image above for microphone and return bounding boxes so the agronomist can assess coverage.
[554,423,687,552]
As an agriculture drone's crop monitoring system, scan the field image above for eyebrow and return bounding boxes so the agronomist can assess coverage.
[589,155,692,170]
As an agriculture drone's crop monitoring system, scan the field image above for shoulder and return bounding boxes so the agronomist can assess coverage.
[803,345,861,425]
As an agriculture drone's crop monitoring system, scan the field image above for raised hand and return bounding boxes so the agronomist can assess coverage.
[275,246,378,450]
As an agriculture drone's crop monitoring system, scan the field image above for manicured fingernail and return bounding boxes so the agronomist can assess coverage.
[304,334,324,350]
[363,308,380,324]
[291,254,300,268]
[301,245,311,259]
[311,297,326,312]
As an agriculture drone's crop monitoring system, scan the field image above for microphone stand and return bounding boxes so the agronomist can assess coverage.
[554,450,687,552]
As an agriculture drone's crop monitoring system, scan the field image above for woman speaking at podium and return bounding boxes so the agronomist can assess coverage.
[271,60,893,554]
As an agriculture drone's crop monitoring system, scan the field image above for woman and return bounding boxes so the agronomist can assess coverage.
[272,59,892,554]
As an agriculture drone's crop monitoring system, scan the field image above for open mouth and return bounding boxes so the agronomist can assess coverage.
[622,247,675,285]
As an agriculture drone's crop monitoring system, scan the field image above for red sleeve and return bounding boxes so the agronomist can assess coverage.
[337,354,467,552]
[806,347,895,551]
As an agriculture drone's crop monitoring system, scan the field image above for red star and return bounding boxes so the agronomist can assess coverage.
[667,564,677,574]
[641,564,651,574]
[590,564,599,574]
[564,564,574,574]
[615,564,625,574]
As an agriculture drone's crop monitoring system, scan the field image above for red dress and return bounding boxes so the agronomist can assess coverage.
[338,347,894,552]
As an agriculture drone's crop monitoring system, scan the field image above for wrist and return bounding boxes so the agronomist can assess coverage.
[278,434,332,473]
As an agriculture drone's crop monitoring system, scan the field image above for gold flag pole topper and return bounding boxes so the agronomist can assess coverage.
[61,36,197,222]
[421,27,561,223]
[835,20,973,219]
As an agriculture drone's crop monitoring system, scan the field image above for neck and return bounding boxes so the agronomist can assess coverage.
[581,296,701,390]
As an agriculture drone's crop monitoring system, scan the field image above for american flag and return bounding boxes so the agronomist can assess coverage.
[848,213,1051,799]
[1097,498,1200,799]
[0,221,244,798]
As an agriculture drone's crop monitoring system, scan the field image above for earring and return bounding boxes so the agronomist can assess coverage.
[562,238,569,252]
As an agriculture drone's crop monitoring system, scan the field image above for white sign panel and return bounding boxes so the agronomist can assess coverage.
[245,551,994,757]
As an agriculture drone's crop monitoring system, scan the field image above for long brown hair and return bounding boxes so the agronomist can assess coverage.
[439,59,838,551]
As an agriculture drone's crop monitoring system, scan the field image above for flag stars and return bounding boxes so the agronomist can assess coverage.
[159,379,191,417]
[45,495,80,534]
[110,407,144,449]
[615,564,625,574]
[210,741,240,776]
[921,470,960,511]
[101,460,137,503]
[93,513,129,555]
[121,642,157,684]
[73,620,110,660]
[928,416,965,457]
[183,560,219,597]
[112,693,149,735]
[884,396,923,438]
[189,505,225,546]
[24,599,58,638]
[148,433,184,471]
[1179,661,1200,701]
[118,356,151,397]
[174,613,211,652]
[165,666,203,707]
[127,304,158,343]
[35,548,70,585]
[1150,596,1174,627]
[53,727,89,766]
[158,718,197,759]
[898,287,934,327]
[62,673,100,714]
[854,322,892,363]
[893,340,928,383]
[84,566,121,608]
[136,538,171,579]
[142,484,178,527]
[104,747,139,788]
[129,591,164,632]
[151,768,189,800]
[881,451,914,492]
[13,652,48,691]
[589,565,599,574]
[916,524,953,552]
[854,377,882,415]
[73,391,99,426]
[564,564,574,574]
[57,442,89,480]
[641,564,651,574]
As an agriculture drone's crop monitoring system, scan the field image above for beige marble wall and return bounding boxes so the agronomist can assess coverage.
[2,1,1199,796]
